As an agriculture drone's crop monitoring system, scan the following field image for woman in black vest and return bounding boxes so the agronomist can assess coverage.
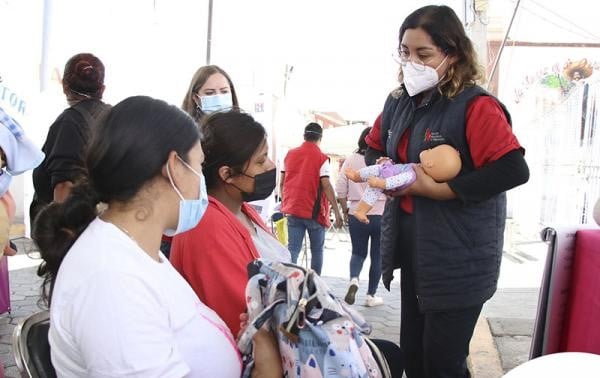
[365,6,529,378]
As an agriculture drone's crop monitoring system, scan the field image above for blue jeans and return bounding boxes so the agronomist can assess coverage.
[287,215,326,275]
[348,215,382,295]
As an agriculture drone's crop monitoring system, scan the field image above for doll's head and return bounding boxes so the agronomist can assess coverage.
[419,144,461,182]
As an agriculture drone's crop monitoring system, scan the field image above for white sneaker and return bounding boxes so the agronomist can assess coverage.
[344,277,359,305]
[365,295,384,307]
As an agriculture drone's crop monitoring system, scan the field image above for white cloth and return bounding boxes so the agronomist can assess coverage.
[319,160,330,177]
[281,160,330,177]
[49,218,242,378]
[0,107,44,174]
[0,107,44,195]
[252,223,291,262]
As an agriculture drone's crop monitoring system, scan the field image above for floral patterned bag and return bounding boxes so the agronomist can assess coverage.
[238,259,391,378]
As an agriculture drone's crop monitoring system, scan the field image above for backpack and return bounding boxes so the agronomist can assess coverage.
[237,259,391,378]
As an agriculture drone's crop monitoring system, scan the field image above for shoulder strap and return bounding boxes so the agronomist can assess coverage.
[72,102,112,129]
[72,103,94,128]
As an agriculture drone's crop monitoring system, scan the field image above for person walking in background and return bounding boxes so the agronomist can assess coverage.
[365,5,529,377]
[336,124,385,307]
[279,122,343,275]
[181,65,239,124]
[31,53,110,224]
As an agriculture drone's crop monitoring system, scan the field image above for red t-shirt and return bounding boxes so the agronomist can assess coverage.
[366,96,522,213]
[170,197,269,335]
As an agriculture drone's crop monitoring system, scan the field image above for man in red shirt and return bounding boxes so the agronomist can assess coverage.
[280,123,343,275]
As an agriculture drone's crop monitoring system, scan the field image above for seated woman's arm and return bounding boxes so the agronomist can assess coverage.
[171,218,251,336]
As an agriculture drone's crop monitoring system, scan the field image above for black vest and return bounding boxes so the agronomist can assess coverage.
[381,85,510,311]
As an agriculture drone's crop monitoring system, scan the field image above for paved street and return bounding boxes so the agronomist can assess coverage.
[0,227,546,378]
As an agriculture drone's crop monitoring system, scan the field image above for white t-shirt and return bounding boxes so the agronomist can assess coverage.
[319,160,330,177]
[251,223,291,262]
[281,160,330,177]
[49,218,242,378]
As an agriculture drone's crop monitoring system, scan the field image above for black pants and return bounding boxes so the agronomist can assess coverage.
[400,266,482,378]
[397,210,483,378]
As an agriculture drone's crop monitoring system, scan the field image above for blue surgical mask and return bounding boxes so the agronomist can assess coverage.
[164,156,209,236]
[198,93,233,114]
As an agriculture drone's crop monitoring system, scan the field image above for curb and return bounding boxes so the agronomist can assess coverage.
[469,316,504,378]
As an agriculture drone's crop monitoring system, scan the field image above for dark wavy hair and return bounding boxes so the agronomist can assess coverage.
[63,53,105,99]
[181,65,239,123]
[398,5,484,98]
[33,96,199,305]
[356,127,371,155]
[200,110,266,190]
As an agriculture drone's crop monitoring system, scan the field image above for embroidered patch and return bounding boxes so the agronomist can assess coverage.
[423,128,446,143]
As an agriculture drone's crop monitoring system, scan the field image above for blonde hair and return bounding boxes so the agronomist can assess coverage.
[181,65,239,122]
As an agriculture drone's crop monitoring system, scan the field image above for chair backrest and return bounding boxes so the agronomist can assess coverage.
[12,310,57,378]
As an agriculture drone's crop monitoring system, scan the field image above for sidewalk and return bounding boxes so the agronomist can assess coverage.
[0,231,544,378]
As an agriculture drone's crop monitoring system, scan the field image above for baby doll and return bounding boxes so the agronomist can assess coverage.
[345,144,461,224]
[0,107,45,256]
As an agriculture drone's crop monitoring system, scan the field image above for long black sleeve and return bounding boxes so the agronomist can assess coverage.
[448,149,529,204]
[365,146,385,166]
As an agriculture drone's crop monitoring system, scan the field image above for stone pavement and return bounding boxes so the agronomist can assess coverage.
[0,230,544,378]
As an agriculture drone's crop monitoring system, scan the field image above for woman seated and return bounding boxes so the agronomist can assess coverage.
[170,111,290,336]
[33,96,280,378]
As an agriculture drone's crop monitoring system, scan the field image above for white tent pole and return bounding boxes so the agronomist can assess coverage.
[206,0,213,65]
[40,0,53,92]
[487,0,521,91]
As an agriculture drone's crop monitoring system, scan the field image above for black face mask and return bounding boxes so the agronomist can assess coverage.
[240,168,277,202]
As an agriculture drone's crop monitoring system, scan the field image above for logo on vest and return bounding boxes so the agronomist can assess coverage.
[424,128,446,143]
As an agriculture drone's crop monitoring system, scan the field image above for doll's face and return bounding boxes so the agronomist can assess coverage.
[419,144,461,182]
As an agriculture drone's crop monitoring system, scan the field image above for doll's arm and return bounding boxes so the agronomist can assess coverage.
[368,165,415,190]
[346,164,382,183]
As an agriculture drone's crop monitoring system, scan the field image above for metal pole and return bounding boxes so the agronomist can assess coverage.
[206,0,213,65]
[487,0,521,91]
[40,0,53,92]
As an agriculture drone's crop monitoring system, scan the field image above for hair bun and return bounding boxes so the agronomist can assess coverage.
[63,53,105,98]
[75,61,97,81]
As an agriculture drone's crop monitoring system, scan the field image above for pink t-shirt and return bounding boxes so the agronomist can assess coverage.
[335,153,386,216]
